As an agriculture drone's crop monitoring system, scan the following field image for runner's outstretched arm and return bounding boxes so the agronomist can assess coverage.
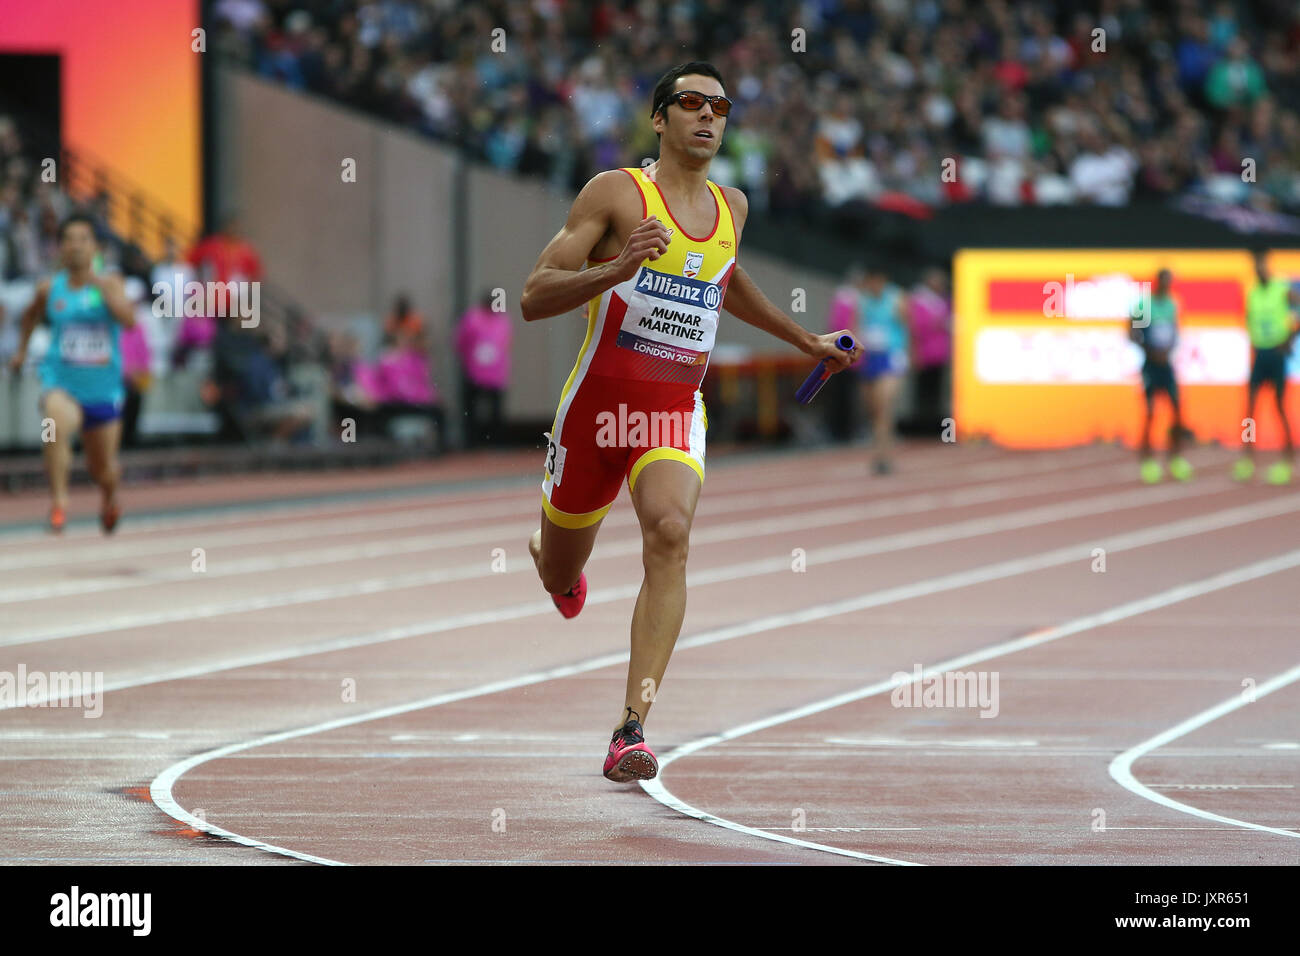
[7,280,49,372]
[723,265,860,371]
[521,171,669,321]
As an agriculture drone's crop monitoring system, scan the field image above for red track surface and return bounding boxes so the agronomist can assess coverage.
[1,442,1297,865]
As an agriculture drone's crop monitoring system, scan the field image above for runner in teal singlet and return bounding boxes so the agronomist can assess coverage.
[857,267,910,475]
[8,214,137,532]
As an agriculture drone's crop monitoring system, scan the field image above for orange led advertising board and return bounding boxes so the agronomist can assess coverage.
[954,249,1300,451]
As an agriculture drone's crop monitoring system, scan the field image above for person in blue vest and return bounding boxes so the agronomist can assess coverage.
[8,214,137,532]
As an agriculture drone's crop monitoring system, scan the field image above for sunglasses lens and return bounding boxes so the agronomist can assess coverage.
[678,92,705,110]
[712,98,731,116]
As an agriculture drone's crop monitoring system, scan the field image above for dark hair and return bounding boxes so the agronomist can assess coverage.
[651,61,726,133]
[57,213,98,242]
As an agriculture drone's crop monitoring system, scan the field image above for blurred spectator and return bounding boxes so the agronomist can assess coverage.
[175,217,264,367]
[285,305,331,366]
[207,318,315,444]
[330,328,381,433]
[118,246,159,447]
[827,265,863,342]
[383,292,424,347]
[907,267,952,433]
[1069,127,1137,205]
[815,91,879,207]
[1176,16,1217,94]
[455,290,513,448]
[1205,37,1266,110]
[361,294,446,448]
[188,215,263,285]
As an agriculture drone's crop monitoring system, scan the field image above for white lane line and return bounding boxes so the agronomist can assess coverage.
[1,467,1240,647]
[0,481,533,556]
[641,547,1300,863]
[0,456,1154,604]
[765,826,1260,831]
[1108,663,1300,838]
[149,650,634,867]
[21,480,1290,706]
[148,508,1300,864]
[4,469,1243,659]
[1148,784,1294,789]
[0,442,1005,549]
[0,444,1108,573]
[0,490,546,573]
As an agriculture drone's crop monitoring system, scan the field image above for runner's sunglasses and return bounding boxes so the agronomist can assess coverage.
[654,90,733,117]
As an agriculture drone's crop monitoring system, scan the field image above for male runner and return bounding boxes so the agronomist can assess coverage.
[519,62,860,782]
[1234,249,1298,484]
[8,214,136,532]
[1129,268,1192,483]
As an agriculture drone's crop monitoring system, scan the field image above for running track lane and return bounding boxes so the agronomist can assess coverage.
[2,443,1295,864]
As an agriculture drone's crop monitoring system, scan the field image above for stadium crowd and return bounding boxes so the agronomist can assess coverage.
[213,0,1300,215]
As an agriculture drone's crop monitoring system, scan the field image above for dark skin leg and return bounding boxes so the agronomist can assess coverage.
[1243,384,1261,459]
[1168,394,1183,459]
[82,418,123,514]
[1139,393,1154,459]
[1276,386,1294,461]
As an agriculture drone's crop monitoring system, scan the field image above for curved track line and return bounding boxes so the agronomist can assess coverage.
[149,651,631,866]
[1108,663,1300,839]
[641,548,1300,863]
[150,517,1300,864]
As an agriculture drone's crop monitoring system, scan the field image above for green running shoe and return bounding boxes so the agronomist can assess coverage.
[1168,456,1193,482]
[1232,457,1256,482]
[1265,461,1293,485]
[1139,458,1163,484]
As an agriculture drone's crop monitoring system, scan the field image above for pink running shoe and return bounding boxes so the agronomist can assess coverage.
[551,572,587,619]
[603,711,658,782]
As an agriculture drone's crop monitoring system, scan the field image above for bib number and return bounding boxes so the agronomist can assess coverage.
[864,324,890,351]
[543,432,566,486]
[1147,322,1175,350]
[60,325,112,366]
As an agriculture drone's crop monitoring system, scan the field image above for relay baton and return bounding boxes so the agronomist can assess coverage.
[795,333,856,405]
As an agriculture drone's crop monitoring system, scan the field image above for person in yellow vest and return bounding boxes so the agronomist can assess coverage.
[519,62,861,783]
[1234,250,1299,484]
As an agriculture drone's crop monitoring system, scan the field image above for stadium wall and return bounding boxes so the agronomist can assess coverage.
[213,68,842,433]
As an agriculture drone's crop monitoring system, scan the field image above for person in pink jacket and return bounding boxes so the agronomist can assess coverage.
[908,268,952,433]
[456,290,513,448]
